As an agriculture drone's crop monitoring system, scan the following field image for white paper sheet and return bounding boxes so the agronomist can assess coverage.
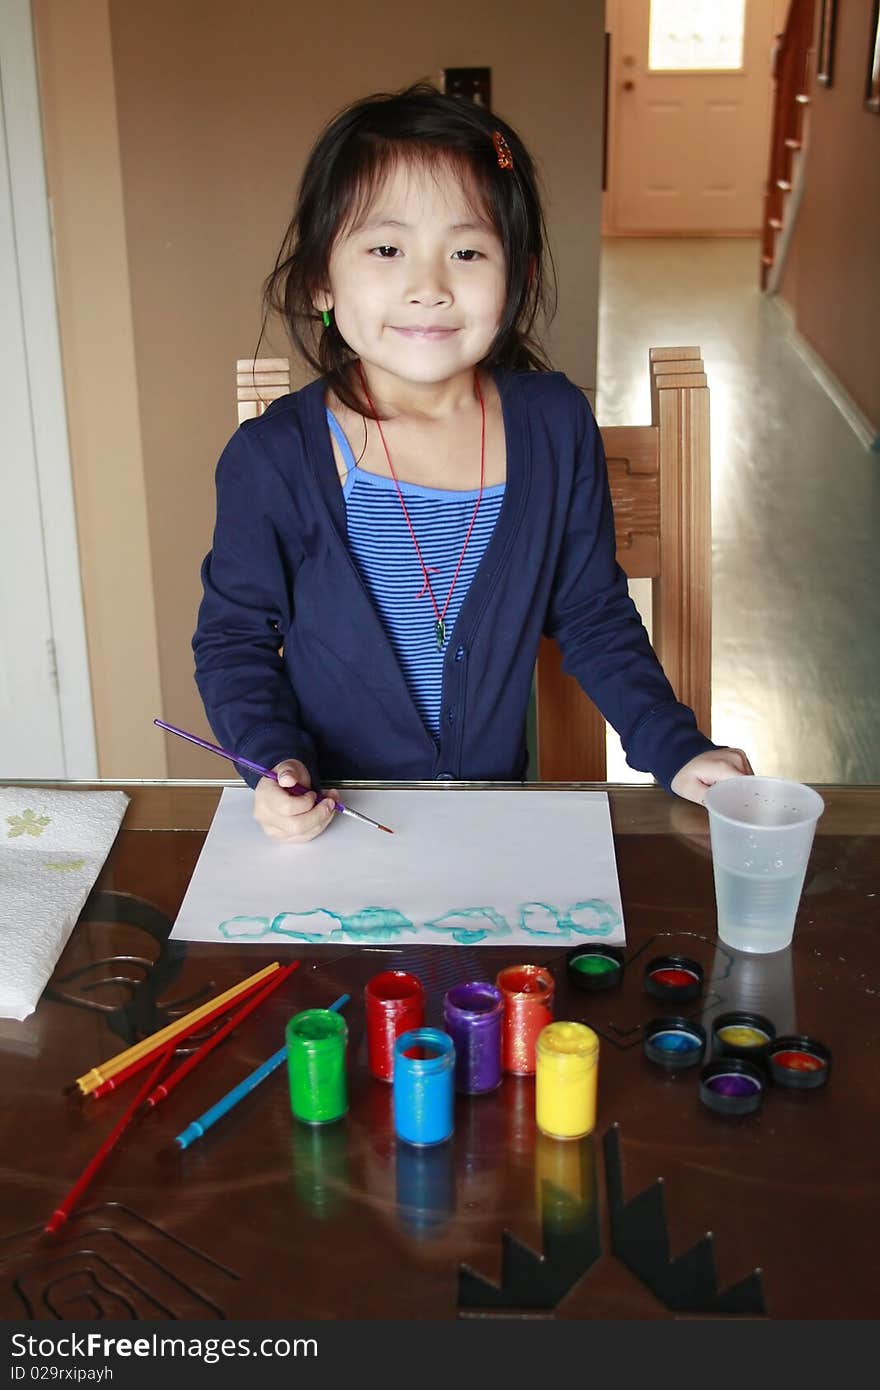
[171,788,625,949]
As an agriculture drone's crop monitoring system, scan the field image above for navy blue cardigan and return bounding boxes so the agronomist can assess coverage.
[193,369,716,790]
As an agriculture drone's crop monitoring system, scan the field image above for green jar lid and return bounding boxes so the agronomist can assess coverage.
[566,945,625,992]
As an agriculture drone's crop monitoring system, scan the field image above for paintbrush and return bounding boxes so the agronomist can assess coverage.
[154,719,393,833]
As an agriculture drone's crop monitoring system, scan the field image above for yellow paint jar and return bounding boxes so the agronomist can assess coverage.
[535,1022,599,1141]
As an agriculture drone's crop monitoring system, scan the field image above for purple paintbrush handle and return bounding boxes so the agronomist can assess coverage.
[153,719,336,805]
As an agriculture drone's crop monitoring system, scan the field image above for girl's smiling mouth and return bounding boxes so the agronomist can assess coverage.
[391,326,460,339]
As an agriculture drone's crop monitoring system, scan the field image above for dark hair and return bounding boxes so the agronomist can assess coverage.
[261,82,557,416]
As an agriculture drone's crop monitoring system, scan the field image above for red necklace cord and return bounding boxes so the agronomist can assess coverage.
[356,364,486,650]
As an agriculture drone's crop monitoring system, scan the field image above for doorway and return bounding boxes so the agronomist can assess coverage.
[605,0,787,234]
[0,0,95,777]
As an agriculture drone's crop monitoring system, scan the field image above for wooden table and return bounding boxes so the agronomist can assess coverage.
[1,782,877,1320]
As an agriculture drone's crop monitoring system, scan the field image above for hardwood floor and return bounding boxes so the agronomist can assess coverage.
[598,237,880,786]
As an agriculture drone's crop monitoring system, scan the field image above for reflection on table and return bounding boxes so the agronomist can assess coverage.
[0,781,877,1320]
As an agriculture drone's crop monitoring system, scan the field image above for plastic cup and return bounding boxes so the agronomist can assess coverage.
[704,777,824,954]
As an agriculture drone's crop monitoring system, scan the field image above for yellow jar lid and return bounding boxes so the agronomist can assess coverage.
[537,1021,599,1058]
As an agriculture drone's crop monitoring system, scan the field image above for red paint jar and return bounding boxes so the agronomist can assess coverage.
[365,971,425,1082]
[496,964,555,1075]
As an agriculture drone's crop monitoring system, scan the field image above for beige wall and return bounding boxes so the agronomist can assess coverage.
[778,0,880,432]
[33,0,606,778]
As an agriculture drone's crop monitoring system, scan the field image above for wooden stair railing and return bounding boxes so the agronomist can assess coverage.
[761,0,816,290]
[236,349,712,784]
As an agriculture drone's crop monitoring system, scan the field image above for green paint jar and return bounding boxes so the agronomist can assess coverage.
[286,1008,348,1125]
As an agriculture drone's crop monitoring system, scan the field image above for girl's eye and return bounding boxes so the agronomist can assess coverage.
[453,249,483,262]
[371,245,399,258]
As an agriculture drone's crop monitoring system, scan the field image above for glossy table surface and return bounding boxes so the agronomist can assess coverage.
[1,781,878,1320]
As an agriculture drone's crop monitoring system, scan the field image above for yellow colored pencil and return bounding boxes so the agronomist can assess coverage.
[75,962,281,1095]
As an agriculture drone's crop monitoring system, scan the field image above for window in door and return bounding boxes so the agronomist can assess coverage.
[648,0,747,72]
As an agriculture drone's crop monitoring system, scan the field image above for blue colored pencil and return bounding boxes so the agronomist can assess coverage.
[174,994,350,1151]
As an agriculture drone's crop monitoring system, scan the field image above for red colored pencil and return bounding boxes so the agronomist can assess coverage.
[141,960,300,1111]
[77,962,281,1096]
[89,968,289,1100]
[45,1045,174,1235]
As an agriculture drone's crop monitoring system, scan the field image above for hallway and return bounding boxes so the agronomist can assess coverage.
[597,237,879,785]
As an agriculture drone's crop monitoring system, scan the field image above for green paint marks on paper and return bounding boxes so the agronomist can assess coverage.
[6,810,51,839]
[44,859,86,873]
[519,898,620,938]
[423,907,510,943]
[216,898,620,944]
[219,906,415,943]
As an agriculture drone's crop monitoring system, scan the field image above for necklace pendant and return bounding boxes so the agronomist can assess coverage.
[435,618,446,650]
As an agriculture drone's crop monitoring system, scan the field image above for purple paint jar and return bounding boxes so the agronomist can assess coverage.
[442,982,503,1095]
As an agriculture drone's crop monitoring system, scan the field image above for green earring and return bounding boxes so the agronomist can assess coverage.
[321,309,332,328]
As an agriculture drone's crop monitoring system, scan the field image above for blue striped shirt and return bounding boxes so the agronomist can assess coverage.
[328,408,504,737]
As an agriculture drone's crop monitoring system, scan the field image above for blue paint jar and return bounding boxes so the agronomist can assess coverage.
[393,1028,455,1147]
[442,981,504,1094]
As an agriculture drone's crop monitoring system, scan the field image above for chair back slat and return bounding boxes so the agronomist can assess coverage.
[236,360,292,423]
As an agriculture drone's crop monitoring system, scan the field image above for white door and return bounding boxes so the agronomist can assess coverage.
[0,105,66,774]
[0,0,96,777]
[608,0,780,234]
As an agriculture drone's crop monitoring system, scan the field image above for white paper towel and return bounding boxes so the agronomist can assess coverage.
[0,787,129,1021]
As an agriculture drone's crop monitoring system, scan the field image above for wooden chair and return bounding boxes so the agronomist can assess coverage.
[236,358,292,421]
[537,348,711,780]
[235,348,711,782]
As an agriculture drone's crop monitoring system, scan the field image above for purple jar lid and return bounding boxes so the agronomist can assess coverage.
[699,1058,764,1116]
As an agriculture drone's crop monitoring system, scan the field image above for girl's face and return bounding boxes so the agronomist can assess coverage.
[322,158,507,393]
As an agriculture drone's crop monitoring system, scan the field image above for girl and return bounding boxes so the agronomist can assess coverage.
[193,83,751,843]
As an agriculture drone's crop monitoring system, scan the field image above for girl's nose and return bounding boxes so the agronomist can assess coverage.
[407,264,452,306]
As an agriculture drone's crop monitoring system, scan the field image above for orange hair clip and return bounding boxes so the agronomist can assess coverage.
[492,130,514,171]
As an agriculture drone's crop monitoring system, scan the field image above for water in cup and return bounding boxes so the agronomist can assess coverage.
[711,863,807,953]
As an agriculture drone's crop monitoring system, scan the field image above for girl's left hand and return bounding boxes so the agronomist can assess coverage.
[670,747,754,805]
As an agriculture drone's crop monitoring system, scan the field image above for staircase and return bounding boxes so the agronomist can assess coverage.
[760,0,816,292]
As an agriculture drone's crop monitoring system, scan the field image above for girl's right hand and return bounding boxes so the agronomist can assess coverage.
[253,759,338,843]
